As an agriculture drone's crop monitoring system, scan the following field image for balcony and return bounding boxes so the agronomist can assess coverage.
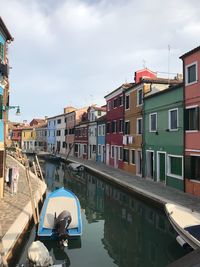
[0,62,9,78]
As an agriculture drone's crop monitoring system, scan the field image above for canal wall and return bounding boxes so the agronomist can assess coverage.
[0,155,47,264]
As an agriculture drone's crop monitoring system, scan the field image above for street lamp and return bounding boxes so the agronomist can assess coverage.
[3,105,21,116]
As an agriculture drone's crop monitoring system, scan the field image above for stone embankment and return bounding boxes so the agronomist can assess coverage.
[0,155,46,265]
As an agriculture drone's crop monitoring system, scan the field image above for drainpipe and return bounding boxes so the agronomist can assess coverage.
[182,60,186,193]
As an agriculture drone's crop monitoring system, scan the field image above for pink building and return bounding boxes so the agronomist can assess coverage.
[180,46,200,196]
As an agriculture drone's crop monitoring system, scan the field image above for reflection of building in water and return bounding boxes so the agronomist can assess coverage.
[102,184,186,267]
[84,173,105,223]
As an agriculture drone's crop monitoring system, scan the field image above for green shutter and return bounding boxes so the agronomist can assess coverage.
[0,43,4,61]
[185,109,189,130]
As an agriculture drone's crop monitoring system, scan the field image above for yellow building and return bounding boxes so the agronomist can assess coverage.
[21,127,36,152]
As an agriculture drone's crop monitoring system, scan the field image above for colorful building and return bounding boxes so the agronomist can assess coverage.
[65,107,87,157]
[180,46,200,195]
[87,106,106,161]
[35,122,47,152]
[104,84,133,169]
[123,69,182,176]
[47,116,56,153]
[143,84,184,191]
[0,17,13,197]
[74,112,88,159]
[96,115,106,163]
[21,126,36,152]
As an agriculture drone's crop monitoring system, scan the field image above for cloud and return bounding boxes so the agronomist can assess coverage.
[0,0,200,122]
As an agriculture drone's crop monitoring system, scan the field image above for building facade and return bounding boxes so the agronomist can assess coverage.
[0,17,13,197]
[35,123,47,152]
[143,84,184,191]
[21,127,36,152]
[180,46,200,195]
[47,116,56,153]
[105,84,132,169]
[97,115,106,163]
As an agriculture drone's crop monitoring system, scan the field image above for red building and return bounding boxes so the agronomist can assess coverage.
[180,46,200,195]
[11,127,23,148]
[104,83,133,169]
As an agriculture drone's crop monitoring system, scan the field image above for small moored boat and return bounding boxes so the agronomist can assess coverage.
[38,187,82,239]
[165,203,200,249]
[68,163,84,172]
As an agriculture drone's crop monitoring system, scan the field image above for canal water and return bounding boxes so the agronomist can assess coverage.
[15,159,188,267]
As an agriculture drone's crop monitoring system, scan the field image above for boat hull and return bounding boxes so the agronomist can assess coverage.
[38,187,82,239]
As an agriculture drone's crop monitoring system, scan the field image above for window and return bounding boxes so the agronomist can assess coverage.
[65,129,68,135]
[130,149,135,164]
[123,149,129,163]
[186,62,197,85]
[124,121,130,135]
[167,155,183,179]
[185,156,200,180]
[98,145,101,155]
[119,95,123,106]
[125,95,130,109]
[169,109,178,130]
[75,144,78,152]
[114,98,118,108]
[65,117,67,123]
[92,145,96,153]
[149,113,157,132]
[137,118,142,134]
[107,101,111,111]
[98,110,101,116]
[62,142,65,148]
[185,106,199,131]
[56,130,61,136]
[0,43,4,62]
[102,124,105,135]
[118,147,123,160]
[111,121,117,133]
[83,144,87,154]
[119,119,123,132]
[57,119,61,124]
[106,122,110,133]
[137,89,143,106]
[98,125,102,136]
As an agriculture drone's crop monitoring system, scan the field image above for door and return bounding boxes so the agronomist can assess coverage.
[136,151,142,176]
[114,146,118,168]
[101,145,105,163]
[146,151,154,179]
[106,144,110,165]
[157,152,166,182]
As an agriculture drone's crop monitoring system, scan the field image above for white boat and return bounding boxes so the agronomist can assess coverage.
[68,163,84,171]
[165,203,200,249]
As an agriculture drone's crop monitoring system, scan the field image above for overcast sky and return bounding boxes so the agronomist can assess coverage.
[1,0,200,122]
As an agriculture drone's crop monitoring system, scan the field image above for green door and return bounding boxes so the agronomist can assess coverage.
[159,153,165,182]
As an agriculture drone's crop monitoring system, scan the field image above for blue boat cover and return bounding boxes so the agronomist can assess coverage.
[184,225,200,241]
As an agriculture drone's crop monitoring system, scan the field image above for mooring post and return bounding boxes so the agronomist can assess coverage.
[33,161,43,202]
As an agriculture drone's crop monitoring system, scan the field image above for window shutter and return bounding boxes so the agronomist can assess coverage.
[184,109,189,130]
[185,156,191,179]
[0,43,4,61]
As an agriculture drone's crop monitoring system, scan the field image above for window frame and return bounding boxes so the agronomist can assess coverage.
[137,88,143,106]
[185,61,198,86]
[125,94,130,110]
[137,118,142,135]
[167,154,183,180]
[168,108,178,131]
[130,149,135,165]
[149,113,157,132]
[185,105,199,132]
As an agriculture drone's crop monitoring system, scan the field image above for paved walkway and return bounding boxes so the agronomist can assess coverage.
[66,156,200,212]
[0,155,46,261]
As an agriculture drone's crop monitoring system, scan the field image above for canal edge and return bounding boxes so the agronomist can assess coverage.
[2,155,47,264]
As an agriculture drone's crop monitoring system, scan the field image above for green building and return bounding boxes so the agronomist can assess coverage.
[143,84,184,191]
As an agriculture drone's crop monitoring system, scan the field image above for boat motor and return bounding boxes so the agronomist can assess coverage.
[54,210,72,239]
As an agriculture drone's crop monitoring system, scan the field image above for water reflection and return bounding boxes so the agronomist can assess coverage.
[40,160,187,267]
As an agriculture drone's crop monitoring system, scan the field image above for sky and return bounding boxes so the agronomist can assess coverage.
[1,0,200,122]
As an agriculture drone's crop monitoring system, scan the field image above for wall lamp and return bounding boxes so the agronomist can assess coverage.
[3,105,21,116]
